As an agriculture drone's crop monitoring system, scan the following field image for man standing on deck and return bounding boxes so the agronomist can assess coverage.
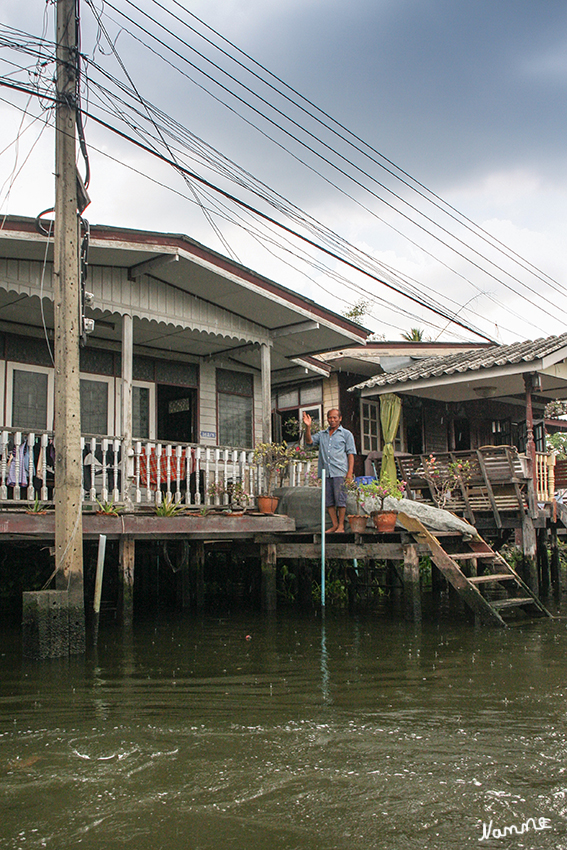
[303,408,356,533]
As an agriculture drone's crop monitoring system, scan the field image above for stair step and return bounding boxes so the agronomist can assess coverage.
[491,597,535,610]
[450,552,495,560]
[469,573,515,584]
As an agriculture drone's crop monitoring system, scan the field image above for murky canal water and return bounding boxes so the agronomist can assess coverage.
[1,609,567,849]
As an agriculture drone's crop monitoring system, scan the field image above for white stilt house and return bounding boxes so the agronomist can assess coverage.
[0,217,368,506]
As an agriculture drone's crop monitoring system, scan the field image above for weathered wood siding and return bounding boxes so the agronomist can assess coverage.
[0,259,269,346]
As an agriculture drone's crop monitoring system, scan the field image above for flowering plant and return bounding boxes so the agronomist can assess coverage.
[421,454,473,509]
[252,441,297,496]
[207,481,226,504]
[345,477,368,514]
[359,475,406,514]
[292,444,318,461]
[227,481,250,509]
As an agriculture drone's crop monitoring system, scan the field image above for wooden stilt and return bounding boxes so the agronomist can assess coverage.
[550,523,560,596]
[297,558,312,609]
[521,514,539,594]
[191,541,205,609]
[260,543,277,613]
[176,558,191,610]
[431,560,443,596]
[403,544,421,622]
[537,528,550,597]
[118,536,135,627]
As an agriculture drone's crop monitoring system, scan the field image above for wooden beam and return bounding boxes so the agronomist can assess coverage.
[275,543,405,559]
[270,321,319,338]
[128,252,179,279]
[475,450,502,528]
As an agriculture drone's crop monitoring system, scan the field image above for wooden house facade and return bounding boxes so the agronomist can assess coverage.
[0,216,369,508]
[349,335,567,527]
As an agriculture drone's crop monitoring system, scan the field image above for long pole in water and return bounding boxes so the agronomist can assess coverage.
[321,468,326,608]
[93,534,107,646]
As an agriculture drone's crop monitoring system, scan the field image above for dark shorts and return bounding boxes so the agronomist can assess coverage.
[325,476,347,508]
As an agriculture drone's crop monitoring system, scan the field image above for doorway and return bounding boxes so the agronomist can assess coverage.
[157,384,197,443]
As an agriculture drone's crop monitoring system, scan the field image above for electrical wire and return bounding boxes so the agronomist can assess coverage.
[160,0,561,290]
[90,0,567,315]
[0,21,560,342]
[0,78,548,343]
[79,71,550,339]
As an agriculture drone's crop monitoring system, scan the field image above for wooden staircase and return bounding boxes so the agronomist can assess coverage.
[398,512,553,627]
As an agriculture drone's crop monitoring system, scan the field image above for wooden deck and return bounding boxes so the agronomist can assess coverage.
[0,509,295,540]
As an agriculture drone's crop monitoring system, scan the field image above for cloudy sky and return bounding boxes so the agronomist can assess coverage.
[1,0,567,343]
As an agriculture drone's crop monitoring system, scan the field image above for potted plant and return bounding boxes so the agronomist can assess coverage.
[252,441,296,513]
[227,481,250,513]
[360,475,405,532]
[207,480,226,506]
[154,495,187,517]
[345,478,369,533]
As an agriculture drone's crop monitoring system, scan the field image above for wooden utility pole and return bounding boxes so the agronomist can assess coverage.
[53,0,85,652]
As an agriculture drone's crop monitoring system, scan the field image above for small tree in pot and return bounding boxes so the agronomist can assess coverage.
[360,475,406,531]
[252,441,296,512]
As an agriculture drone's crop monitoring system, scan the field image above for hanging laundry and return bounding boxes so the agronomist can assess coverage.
[7,443,32,487]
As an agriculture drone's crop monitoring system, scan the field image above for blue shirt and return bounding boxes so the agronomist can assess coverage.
[311,424,356,478]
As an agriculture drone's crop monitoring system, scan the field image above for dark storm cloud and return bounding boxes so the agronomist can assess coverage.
[244,0,567,188]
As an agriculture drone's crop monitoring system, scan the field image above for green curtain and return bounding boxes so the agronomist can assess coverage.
[379,393,402,483]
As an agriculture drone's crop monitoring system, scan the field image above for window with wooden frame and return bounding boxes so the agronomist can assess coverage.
[360,399,380,453]
[7,362,53,431]
[217,368,254,447]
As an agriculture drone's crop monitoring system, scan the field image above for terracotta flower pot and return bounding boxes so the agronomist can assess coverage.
[347,514,368,533]
[372,510,398,532]
[257,495,279,514]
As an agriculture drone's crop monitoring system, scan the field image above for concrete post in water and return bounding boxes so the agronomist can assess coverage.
[403,544,421,622]
[261,543,277,613]
[119,536,135,626]
[53,0,85,654]
[22,591,69,659]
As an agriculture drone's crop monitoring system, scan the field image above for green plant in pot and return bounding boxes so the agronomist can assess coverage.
[360,475,405,532]
[154,495,186,517]
[252,441,296,513]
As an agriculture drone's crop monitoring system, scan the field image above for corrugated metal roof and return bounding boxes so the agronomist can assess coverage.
[349,333,567,391]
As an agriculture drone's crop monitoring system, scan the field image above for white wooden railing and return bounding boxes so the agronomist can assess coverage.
[0,430,316,508]
[535,450,556,502]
